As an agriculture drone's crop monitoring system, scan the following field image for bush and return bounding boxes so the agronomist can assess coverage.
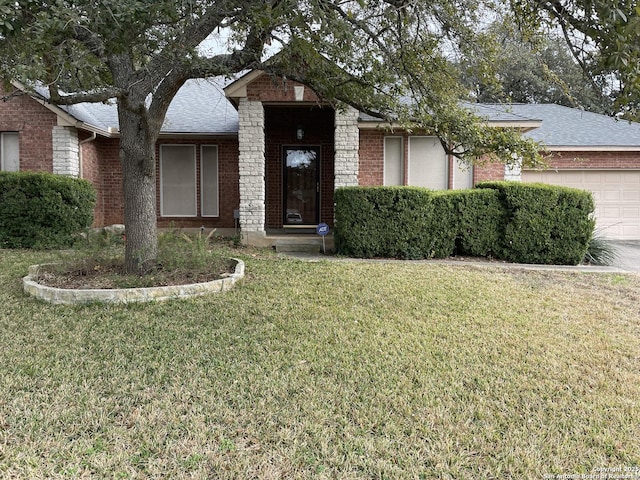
[453,189,506,258]
[334,186,455,259]
[0,171,96,249]
[335,182,595,265]
[477,181,595,265]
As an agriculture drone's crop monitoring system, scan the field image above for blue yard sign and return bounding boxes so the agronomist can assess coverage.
[316,223,329,254]
[316,223,330,236]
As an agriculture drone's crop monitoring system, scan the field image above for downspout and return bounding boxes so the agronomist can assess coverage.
[78,131,97,179]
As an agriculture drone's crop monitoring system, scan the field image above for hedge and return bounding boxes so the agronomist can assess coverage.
[0,171,97,249]
[476,181,595,265]
[334,183,595,265]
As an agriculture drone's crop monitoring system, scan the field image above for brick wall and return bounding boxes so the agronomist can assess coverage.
[474,160,506,184]
[0,85,56,172]
[358,130,386,185]
[247,75,322,103]
[537,150,640,169]
[476,150,640,185]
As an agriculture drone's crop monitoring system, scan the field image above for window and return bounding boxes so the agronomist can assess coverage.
[453,158,473,190]
[1,132,19,172]
[200,145,219,217]
[383,137,404,186]
[408,136,447,189]
[160,145,197,216]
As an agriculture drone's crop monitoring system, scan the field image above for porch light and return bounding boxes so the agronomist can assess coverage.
[296,125,304,140]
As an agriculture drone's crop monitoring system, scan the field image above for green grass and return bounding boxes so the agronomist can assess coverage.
[1,249,639,479]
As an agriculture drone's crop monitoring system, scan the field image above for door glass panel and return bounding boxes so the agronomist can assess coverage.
[284,147,318,225]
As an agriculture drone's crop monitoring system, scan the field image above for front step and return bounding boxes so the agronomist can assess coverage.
[273,236,334,254]
[274,239,323,253]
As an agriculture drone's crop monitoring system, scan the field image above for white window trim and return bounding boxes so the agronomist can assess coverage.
[200,145,219,217]
[160,144,198,217]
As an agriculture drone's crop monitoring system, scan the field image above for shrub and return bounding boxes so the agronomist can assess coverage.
[0,171,96,249]
[453,189,506,257]
[477,181,595,265]
[583,229,618,266]
[335,186,454,259]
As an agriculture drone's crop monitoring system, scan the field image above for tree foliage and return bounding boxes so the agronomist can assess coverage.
[511,0,640,116]
[460,20,613,113]
[0,0,565,271]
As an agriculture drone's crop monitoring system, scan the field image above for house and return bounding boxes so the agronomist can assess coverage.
[1,73,639,243]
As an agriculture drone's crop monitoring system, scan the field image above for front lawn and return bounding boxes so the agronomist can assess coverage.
[1,250,639,479]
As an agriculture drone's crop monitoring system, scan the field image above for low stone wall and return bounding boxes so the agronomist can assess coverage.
[23,258,245,305]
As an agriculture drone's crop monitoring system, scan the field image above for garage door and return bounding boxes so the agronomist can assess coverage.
[522,170,640,240]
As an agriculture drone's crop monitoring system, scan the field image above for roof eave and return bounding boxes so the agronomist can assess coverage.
[11,80,114,137]
[357,119,542,131]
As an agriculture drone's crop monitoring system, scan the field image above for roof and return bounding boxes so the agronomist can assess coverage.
[34,78,238,137]
[499,103,640,150]
[358,100,541,131]
[27,75,640,150]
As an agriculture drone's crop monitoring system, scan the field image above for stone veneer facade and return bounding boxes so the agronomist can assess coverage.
[334,106,360,188]
[52,126,80,177]
[237,98,266,242]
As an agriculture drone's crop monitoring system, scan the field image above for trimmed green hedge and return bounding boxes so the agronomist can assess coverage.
[334,182,595,265]
[454,188,505,258]
[476,181,595,265]
[0,172,96,249]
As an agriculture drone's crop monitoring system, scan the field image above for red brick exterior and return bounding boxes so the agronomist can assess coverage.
[358,130,386,185]
[474,160,505,183]
[0,85,56,172]
[537,150,640,169]
[246,75,322,103]
[12,73,640,232]
[79,134,122,227]
[476,150,640,185]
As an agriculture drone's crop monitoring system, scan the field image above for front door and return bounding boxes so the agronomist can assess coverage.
[283,146,320,226]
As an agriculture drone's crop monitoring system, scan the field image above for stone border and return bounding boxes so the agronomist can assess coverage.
[23,258,245,305]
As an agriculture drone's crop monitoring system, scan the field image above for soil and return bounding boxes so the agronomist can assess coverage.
[34,260,236,290]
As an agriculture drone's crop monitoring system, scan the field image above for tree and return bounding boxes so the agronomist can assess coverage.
[510,1,640,116]
[460,20,613,113]
[0,0,542,273]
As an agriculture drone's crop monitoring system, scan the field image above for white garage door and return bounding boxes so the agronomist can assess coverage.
[522,170,640,240]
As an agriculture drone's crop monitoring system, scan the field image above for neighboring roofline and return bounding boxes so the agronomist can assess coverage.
[11,80,115,137]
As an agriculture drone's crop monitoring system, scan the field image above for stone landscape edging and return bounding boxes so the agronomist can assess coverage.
[23,258,245,305]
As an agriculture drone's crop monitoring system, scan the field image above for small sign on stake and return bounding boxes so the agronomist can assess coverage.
[316,222,330,254]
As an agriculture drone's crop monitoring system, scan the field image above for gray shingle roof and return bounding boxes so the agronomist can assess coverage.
[500,103,640,148]
[37,76,640,149]
[48,78,238,135]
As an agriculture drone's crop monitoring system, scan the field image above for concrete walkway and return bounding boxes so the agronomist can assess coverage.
[283,242,640,274]
[609,240,640,273]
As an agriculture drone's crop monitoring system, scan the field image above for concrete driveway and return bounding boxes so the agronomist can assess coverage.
[609,240,640,272]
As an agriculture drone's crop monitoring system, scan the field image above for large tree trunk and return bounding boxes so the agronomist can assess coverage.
[118,105,159,274]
